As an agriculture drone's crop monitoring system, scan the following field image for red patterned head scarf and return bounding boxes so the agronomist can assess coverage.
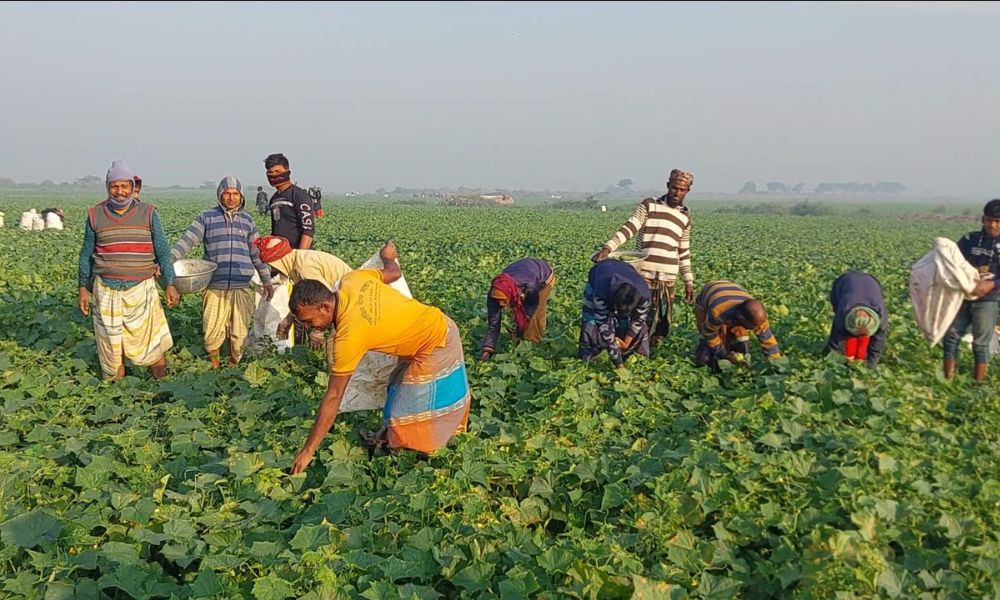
[490,273,527,335]
[253,236,292,263]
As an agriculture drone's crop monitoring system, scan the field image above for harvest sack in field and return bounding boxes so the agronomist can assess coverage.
[248,274,294,352]
[43,211,64,230]
[19,210,35,230]
[909,237,983,346]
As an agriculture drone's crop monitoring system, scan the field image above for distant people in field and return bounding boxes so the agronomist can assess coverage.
[253,235,352,349]
[480,258,557,361]
[593,169,695,347]
[941,199,1000,383]
[308,186,324,218]
[77,160,178,380]
[694,280,782,371]
[578,259,652,369]
[825,271,888,368]
[287,242,470,473]
[256,185,269,215]
[171,176,274,368]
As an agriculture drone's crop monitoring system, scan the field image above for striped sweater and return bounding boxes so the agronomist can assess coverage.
[604,195,692,283]
[696,280,780,356]
[78,200,176,290]
[171,207,271,290]
[582,260,651,368]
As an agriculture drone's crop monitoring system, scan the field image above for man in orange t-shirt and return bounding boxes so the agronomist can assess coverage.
[288,242,470,473]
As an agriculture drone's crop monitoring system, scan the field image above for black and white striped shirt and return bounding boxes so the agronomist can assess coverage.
[604,195,693,283]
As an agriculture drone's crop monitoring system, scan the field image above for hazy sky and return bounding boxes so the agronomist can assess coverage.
[1,1,998,196]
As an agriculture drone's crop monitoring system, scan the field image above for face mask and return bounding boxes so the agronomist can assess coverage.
[267,170,291,186]
[107,187,134,210]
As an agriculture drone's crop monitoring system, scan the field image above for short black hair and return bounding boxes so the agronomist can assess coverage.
[264,153,289,170]
[984,199,1000,219]
[612,283,640,313]
[289,279,334,313]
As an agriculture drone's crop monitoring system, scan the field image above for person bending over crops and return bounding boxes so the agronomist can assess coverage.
[480,258,557,361]
[287,241,470,472]
[578,259,652,369]
[694,280,782,371]
[593,169,696,347]
[824,271,888,368]
[171,177,275,368]
[253,235,352,349]
[255,186,269,215]
[942,198,1000,383]
[77,160,178,380]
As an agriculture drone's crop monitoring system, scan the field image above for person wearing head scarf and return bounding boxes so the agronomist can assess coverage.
[578,259,652,369]
[825,271,888,368]
[593,168,696,348]
[254,235,351,288]
[694,280,782,371]
[479,258,556,361]
[171,176,275,367]
[77,160,179,380]
[252,235,353,348]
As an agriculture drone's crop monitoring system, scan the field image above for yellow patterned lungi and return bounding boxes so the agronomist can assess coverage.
[92,277,173,378]
[202,288,255,361]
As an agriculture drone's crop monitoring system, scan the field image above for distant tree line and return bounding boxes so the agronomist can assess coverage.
[0,175,192,191]
[739,181,906,194]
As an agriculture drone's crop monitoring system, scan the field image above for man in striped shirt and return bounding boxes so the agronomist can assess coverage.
[694,280,782,371]
[171,176,275,367]
[593,169,695,346]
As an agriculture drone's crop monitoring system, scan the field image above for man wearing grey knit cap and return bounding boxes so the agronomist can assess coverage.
[171,176,275,367]
[77,160,179,380]
[593,168,697,348]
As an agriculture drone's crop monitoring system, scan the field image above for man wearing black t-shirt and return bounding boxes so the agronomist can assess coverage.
[264,153,314,249]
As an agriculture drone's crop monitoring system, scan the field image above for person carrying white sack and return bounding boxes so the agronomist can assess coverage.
[941,199,999,383]
[909,204,998,383]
